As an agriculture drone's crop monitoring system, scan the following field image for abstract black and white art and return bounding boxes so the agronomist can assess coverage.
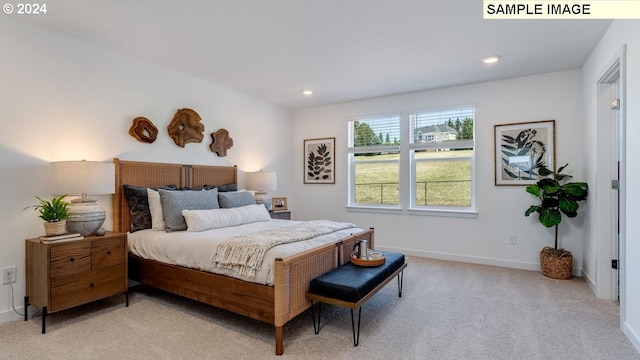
[494,120,555,186]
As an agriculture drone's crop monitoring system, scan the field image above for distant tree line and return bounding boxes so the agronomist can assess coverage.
[354,118,473,147]
[446,117,474,140]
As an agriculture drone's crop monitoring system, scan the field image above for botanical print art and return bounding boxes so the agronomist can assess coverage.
[494,120,555,186]
[304,137,335,184]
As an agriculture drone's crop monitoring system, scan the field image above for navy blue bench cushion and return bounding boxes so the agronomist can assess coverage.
[309,251,405,303]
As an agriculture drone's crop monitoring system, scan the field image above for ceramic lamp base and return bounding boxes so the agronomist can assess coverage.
[254,192,272,210]
[66,200,106,236]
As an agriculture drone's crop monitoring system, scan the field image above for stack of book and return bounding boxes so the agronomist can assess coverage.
[39,233,84,244]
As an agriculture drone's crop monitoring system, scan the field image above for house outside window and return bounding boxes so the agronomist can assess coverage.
[348,106,475,214]
[410,107,475,210]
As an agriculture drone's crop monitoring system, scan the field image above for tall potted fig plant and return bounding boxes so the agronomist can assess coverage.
[525,164,588,279]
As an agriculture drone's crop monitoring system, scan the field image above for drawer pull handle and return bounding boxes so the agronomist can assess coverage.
[69,257,75,262]
[90,283,94,288]
[106,251,111,255]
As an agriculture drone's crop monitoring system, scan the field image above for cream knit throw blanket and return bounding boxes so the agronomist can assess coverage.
[211,220,357,278]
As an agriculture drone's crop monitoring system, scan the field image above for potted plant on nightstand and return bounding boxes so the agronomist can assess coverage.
[25,195,70,236]
[525,164,588,279]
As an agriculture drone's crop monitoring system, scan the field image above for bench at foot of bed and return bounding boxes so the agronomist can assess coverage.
[305,251,406,346]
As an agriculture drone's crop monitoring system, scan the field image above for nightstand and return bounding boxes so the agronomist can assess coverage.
[24,231,128,333]
[269,210,291,220]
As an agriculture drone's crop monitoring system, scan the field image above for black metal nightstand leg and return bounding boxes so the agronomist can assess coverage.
[24,296,29,321]
[41,306,47,334]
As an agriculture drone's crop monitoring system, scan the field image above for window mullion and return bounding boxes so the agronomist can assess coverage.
[400,113,410,210]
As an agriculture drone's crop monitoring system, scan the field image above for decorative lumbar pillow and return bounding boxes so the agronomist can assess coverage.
[182,204,271,232]
[218,191,256,208]
[159,188,220,232]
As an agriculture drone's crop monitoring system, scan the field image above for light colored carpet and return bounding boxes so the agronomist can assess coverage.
[1,256,638,360]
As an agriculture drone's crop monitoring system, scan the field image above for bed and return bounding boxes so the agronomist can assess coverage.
[112,158,374,355]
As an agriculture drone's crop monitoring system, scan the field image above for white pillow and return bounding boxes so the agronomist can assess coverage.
[147,188,166,230]
[182,204,271,232]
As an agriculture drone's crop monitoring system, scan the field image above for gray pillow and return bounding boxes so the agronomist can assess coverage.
[158,188,219,232]
[218,191,256,208]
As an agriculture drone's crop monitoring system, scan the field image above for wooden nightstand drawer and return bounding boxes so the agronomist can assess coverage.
[50,266,126,311]
[269,210,291,220]
[50,242,91,277]
[92,238,125,268]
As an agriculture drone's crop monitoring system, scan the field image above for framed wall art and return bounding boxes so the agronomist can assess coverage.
[304,137,335,184]
[494,120,556,186]
[271,197,288,211]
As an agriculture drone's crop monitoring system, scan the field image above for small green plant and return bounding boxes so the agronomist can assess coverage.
[25,195,70,222]
[525,164,588,251]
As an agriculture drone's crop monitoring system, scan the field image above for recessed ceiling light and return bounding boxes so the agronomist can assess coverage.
[482,55,501,64]
[302,89,313,96]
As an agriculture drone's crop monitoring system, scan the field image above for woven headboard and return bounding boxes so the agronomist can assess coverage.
[112,158,237,233]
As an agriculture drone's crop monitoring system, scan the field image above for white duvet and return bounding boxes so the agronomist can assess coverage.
[128,219,362,285]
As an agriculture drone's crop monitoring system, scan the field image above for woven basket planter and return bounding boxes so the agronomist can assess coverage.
[540,246,573,279]
[43,220,67,236]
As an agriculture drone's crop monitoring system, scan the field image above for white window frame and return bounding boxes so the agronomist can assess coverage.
[409,106,476,215]
[347,107,477,217]
[347,115,402,210]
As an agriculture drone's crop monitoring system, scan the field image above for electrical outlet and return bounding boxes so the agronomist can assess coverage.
[508,233,517,245]
[2,266,16,284]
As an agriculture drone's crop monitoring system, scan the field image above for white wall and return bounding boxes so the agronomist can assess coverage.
[582,20,640,352]
[0,19,294,321]
[293,70,586,273]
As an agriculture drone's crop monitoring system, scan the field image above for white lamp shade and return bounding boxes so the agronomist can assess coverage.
[245,171,277,191]
[50,161,115,196]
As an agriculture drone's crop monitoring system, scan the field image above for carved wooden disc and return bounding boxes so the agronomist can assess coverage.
[167,108,204,147]
[129,117,158,144]
[210,128,233,157]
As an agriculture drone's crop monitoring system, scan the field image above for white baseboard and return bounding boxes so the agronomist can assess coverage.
[376,245,584,276]
[624,321,640,354]
[584,272,597,293]
[0,306,24,324]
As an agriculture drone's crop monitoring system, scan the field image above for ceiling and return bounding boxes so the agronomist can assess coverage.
[20,0,612,109]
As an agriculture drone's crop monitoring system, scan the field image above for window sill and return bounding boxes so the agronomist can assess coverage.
[346,206,403,215]
[407,208,478,218]
[346,205,478,218]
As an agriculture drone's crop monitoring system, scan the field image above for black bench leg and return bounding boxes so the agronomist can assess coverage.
[310,301,322,334]
[351,307,362,347]
[397,271,404,297]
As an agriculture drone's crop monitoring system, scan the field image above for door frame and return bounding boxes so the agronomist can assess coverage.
[595,45,626,320]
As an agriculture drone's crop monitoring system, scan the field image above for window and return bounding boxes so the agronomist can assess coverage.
[410,107,474,209]
[348,107,475,213]
[348,115,401,206]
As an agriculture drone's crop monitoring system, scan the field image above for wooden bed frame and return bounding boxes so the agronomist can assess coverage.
[112,158,374,355]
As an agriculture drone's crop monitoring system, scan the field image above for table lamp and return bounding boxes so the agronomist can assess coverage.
[50,160,115,236]
[245,171,277,210]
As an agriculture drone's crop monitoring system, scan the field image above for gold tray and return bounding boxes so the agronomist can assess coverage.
[351,254,385,267]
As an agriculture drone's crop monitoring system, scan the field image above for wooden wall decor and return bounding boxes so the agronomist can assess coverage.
[128,117,159,143]
[167,108,204,147]
[209,128,233,157]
